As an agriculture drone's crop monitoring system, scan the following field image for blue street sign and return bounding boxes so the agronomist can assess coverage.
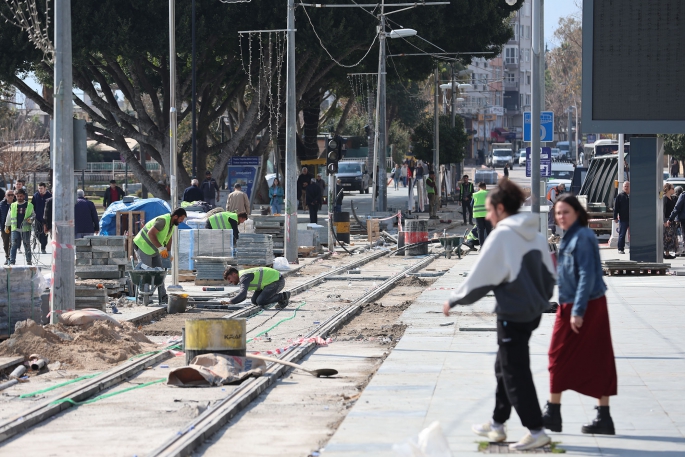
[230,156,261,166]
[526,147,552,178]
[524,111,554,142]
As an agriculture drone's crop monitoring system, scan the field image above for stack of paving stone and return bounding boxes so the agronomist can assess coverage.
[178,229,234,271]
[0,266,44,336]
[235,233,274,266]
[252,216,284,254]
[75,236,128,279]
[75,286,107,311]
[194,257,231,283]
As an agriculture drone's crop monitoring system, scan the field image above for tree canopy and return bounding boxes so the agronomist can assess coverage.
[0,0,519,198]
[411,114,467,165]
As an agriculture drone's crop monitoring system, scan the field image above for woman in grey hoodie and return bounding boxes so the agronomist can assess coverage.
[443,179,556,452]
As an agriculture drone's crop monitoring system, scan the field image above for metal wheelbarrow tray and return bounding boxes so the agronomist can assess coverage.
[128,269,168,306]
[438,235,463,259]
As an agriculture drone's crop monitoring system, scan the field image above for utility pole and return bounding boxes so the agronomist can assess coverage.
[531,0,541,214]
[50,0,75,324]
[450,64,456,128]
[191,0,197,178]
[433,64,440,204]
[169,0,181,288]
[567,107,573,159]
[373,9,387,212]
[284,0,298,263]
[328,171,334,253]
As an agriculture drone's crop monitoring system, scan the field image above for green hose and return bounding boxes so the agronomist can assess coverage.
[50,378,166,407]
[20,373,102,398]
[247,302,308,343]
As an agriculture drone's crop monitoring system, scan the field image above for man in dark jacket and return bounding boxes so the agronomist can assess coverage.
[0,190,15,264]
[334,178,344,213]
[613,181,630,254]
[200,171,220,208]
[32,182,51,253]
[103,180,125,208]
[43,196,52,235]
[182,179,204,203]
[75,190,99,239]
[297,167,312,210]
[304,180,321,223]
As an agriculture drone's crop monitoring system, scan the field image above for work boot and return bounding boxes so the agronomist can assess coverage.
[542,401,562,432]
[581,406,615,435]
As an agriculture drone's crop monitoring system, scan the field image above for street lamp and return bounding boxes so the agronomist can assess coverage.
[568,105,578,162]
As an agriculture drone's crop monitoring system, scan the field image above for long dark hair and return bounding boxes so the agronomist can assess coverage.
[554,193,589,226]
[487,178,525,215]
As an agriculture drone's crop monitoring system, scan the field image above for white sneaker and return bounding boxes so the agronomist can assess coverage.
[471,421,506,442]
[508,431,551,451]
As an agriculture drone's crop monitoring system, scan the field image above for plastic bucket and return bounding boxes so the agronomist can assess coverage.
[168,293,189,314]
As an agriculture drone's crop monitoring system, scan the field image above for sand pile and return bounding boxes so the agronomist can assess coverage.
[0,319,159,370]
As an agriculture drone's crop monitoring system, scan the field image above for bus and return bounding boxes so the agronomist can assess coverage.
[592,139,630,157]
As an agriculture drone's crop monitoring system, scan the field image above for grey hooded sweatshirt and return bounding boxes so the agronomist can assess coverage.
[448,212,556,323]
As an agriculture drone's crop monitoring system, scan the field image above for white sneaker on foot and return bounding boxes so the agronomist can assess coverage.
[471,421,506,442]
[508,431,551,451]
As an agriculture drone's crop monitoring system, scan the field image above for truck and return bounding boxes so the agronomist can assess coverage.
[486,143,514,168]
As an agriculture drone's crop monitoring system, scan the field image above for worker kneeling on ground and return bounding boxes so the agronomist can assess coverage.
[133,208,187,303]
[206,210,248,244]
[223,266,290,308]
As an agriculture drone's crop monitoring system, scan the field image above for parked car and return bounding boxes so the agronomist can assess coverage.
[556,141,570,160]
[489,148,514,168]
[518,149,527,166]
[337,161,370,194]
[550,148,561,161]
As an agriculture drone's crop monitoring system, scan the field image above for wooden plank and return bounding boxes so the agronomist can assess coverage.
[0,356,23,372]
[367,219,380,242]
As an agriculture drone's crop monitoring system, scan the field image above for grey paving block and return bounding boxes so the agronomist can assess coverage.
[109,250,127,258]
[91,245,124,252]
[91,258,108,265]
[106,236,127,246]
[91,251,110,258]
[87,236,108,246]
[74,238,91,247]
[76,252,92,259]
[75,258,92,266]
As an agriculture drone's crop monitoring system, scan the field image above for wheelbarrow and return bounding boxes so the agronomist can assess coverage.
[438,235,464,259]
[128,269,168,306]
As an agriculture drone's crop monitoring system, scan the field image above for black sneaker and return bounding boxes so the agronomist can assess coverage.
[41,250,47,254]
[581,406,615,435]
[618,250,625,254]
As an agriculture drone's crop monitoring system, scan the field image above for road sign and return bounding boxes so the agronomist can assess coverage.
[524,111,554,142]
[526,147,552,178]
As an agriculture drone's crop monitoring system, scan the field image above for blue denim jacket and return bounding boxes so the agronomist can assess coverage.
[557,221,607,317]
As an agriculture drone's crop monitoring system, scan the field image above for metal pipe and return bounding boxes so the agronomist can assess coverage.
[169,0,180,287]
[530,0,541,215]
[50,0,76,324]
[377,12,387,211]
[284,0,298,263]
[9,365,26,379]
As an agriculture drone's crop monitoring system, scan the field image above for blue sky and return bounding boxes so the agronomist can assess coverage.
[545,0,581,47]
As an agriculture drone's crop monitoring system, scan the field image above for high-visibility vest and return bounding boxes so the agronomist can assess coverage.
[133,214,172,255]
[472,189,488,218]
[426,178,436,194]
[208,211,238,230]
[239,267,281,291]
[9,202,34,231]
[546,187,558,202]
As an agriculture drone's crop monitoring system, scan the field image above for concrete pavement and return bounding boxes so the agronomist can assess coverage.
[323,248,685,456]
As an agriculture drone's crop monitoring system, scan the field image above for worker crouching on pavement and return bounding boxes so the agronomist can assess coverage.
[205,211,248,245]
[133,208,187,303]
[223,266,290,309]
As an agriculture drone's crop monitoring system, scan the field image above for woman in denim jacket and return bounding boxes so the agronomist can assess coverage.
[543,194,617,436]
[269,178,284,215]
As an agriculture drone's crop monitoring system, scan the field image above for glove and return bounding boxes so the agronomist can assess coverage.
[4,228,9,234]
[158,247,169,258]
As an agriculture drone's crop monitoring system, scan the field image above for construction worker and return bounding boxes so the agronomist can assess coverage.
[426,171,438,219]
[205,211,248,245]
[133,208,187,303]
[223,266,290,308]
[473,182,492,247]
[5,188,33,265]
[546,183,566,203]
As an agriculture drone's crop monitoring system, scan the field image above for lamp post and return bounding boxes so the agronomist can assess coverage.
[568,105,578,162]
[168,0,181,289]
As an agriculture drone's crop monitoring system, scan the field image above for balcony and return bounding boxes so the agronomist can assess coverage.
[503,80,519,91]
[504,58,519,70]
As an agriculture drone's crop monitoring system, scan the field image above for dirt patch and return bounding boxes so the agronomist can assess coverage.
[141,309,234,336]
[0,319,158,370]
[331,301,412,343]
[396,275,432,287]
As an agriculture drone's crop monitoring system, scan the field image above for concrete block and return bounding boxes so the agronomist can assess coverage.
[107,258,129,265]
[74,238,91,247]
[106,236,127,246]
[109,250,127,258]
[87,237,108,246]
[76,252,92,259]
[91,245,123,252]
[91,258,108,265]
[75,265,120,273]
[297,230,316,247]
[76,245,92,252]
[75,258,92,266]
[91,252,110,259]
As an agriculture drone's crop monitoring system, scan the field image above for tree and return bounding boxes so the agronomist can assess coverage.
[0,0,520,199]
[662,135,685,173]
[411,114,467,165]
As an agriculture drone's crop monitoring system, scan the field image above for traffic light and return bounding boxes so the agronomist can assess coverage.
[326,135,342,175]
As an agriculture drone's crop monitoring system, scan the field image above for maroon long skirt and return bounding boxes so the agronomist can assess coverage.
[548,295,618,399]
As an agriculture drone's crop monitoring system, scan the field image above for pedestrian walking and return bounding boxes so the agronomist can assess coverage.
[663,183,678,259]
[315,174,326,210]
[5,189,34,265]
[200,171,220,208]
[426,171,437,218]
[459,175,475,225]
[297,167,312,210]
[32,182,51,253]
[613,181,630,254]
[391,164,400,190]
[226,183,251,215]
[671,157,680,178]
[103,180,125,208]
[304,179,322,224]
[503,164,509,179]
[473,182,492,246]
[74,189,100,239]
[444,179,555,451]
[269,177,284,215]
[667,185,685,257]
[400,163,408,187]
[182,179,204,203]
[334,178,344,213]
[0,190,15,264]
[543,194,617,436]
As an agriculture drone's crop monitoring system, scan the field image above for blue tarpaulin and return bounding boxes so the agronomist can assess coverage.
[99,198,191,236]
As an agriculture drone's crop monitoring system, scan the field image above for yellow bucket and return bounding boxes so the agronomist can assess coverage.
[184,319,246,363]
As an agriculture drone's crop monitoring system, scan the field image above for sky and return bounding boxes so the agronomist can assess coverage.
[545,0,581,48]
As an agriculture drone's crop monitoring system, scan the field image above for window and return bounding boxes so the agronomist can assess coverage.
[523,49,530,62]
[514,25,519,41]
[506,72,516,83]
[525,94,531,106]
[525,26,531,39]
[526,72,531,85]
[505,47,518,65]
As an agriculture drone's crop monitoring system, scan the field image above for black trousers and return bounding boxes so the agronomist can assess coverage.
[475,217,492,247]
[251,277,286,306]
[492,316,544,430]
[618,220,629,251]
[462,200,473,224]
[309,203,318,224]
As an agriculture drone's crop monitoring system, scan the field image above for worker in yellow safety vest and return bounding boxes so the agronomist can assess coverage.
[472,182,492,248]
[133,208,187,303]
[4,188,34,265]
[205,211,248,244]
[223,266,290,308]
[426,171,438,219]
